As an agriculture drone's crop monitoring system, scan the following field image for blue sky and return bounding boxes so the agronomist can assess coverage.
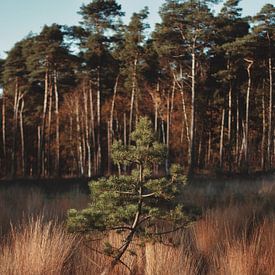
[0,0,273,57]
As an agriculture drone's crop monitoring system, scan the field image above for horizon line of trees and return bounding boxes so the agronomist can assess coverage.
[0,0,274,178]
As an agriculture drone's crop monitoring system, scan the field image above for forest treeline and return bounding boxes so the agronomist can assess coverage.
[0,0,274,178]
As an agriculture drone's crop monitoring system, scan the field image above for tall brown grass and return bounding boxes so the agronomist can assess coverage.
[0,179,274,274]
[0,217,77,275]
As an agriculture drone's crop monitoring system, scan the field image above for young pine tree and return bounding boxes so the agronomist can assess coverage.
[67,117,194,272]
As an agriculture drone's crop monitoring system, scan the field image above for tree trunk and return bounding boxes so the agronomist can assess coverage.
[89,81,96,173]
[46,79,53,176]
[84,89,92,177]
[2,89,6,173]
[54,70,60,176]
[76,98,83,176]
[129,57,138,144]
[262,92,266,170]
[108,75,119,174]
[11,78,20,177]
[38,65,49,177]
[267,55,273,169]
[236,95,240,166]
[244,59,254,170]
[188,49,196,176]
[219,108,225,169]
[96,68,101,174]
[19,98,25,176]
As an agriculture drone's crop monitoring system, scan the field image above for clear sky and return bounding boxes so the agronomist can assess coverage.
[0,0,273,58]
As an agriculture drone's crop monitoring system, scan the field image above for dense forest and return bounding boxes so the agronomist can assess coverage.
[0,0,274,178]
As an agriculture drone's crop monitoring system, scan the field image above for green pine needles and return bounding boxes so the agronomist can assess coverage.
[67,117,193,271]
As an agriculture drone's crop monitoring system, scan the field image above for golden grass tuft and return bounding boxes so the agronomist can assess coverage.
[0,217,77,275]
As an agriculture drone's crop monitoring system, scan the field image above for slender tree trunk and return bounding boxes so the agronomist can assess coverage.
[207,131,212,167]
[76,98,83,176]
[244,59,254,170]
[262,92,266,170]
[236,95,240,166]
[37,126,41,176]
[47,79,53,176]
[54,70,60,176]
[108,75,119,174]
[2,89,6,173]
[129,57,138,144]
[188,48,196,176]
[19,98,25,176]
[11,78,20,177]
[84,89,91,177]
[267,51,273,169]
[69,117,75,176]
[123,113,127,146]
[89,82,96,173]
[96,68,101,174]
[219,108,225,169]
[228,81,232,172]
[39,65,49,177]
[166,89,171,174]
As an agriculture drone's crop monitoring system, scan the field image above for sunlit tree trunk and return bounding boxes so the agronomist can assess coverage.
[188,47,196,176]
[84,88,91,177]
[11,78,20,177]
[244,59,254,170]
[76,98,83,176]
[89,81,96,174]
[46,78,53,177]
[54,70,60,176]
[267,33,273,169]
[19,98,25,176]
[108,75,119,174]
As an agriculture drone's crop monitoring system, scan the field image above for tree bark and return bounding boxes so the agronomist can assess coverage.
[19,98,25,176]
[96,68,101,174]
[129,57,138,144]
[188,48,196,176]
[2,89,6,172]
[11,78,20,177]
[262,91,266,170]
[54,70,60,176]
[219,108,225,169]
[267,48,273,169]
[84,88,92,177]
[244,59,254,170]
